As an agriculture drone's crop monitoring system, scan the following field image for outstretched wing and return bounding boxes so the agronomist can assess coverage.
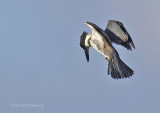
[105,20,135,50]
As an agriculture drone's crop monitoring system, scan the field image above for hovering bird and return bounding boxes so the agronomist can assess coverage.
[105,20,135,50]
[80,22,134,79]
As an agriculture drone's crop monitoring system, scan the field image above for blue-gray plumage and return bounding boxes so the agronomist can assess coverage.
[80,21,134,79]
[105,20,135,50]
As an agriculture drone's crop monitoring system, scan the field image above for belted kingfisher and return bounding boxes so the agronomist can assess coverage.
[80,21,134,79]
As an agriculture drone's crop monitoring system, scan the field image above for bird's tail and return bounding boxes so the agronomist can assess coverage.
[108,53,134,79]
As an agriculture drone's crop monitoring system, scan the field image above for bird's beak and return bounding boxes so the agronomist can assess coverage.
[84,48,89,62]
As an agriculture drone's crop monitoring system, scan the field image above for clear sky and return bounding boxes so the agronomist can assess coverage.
[0,0,160,113]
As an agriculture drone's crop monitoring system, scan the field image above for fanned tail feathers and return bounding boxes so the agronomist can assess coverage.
[108,56,134,79]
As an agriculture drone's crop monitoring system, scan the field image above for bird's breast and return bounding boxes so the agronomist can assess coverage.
[90,38,112,58]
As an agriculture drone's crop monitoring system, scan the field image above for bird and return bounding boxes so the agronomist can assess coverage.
[80,22,134,79]
[105,20,135,50]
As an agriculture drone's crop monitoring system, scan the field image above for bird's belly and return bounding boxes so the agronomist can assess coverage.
[90,40,111,58]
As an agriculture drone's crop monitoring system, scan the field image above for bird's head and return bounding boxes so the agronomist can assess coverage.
[80,31,91,62]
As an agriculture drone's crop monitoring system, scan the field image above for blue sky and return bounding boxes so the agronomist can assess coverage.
[0,0,160,113]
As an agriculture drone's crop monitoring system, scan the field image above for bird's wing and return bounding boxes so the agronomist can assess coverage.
[86,22,112,44]
[105,20,135,50]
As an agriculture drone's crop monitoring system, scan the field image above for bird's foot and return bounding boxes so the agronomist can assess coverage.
[105,57,109,61]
